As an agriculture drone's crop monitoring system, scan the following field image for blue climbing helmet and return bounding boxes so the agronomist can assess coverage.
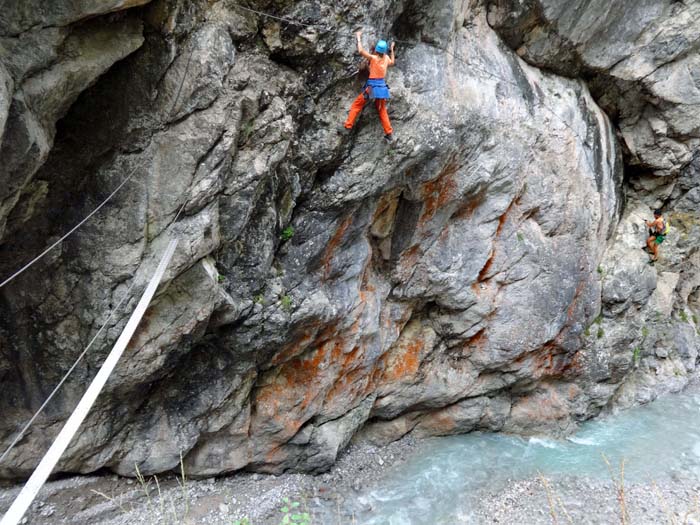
[375,40,388,54]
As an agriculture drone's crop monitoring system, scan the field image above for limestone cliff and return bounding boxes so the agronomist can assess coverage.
[0,0,697,479]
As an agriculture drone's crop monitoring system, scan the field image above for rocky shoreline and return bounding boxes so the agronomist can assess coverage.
[2,428,699,524]
[0,436,418,525]
[474,475,700,525]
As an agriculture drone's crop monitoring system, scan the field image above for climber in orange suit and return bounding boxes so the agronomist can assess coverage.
[343,30,395,143]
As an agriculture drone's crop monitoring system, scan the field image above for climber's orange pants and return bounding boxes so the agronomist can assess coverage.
[344,90,393,135]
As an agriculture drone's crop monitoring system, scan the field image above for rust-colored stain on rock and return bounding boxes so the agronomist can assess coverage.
[396,244,422,281]
[320,215,353,280]
[464,328,488,351]
[423,410,457,434]
[419,160,460,224]
[381,339,423,382]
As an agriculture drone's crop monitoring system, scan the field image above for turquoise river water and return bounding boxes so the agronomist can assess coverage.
[326,385,700,524]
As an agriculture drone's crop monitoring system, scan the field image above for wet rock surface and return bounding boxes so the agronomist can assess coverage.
[0,0,697,480]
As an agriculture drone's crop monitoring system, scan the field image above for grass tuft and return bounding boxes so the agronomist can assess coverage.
[281,295,293,311]
[280,226,295,241]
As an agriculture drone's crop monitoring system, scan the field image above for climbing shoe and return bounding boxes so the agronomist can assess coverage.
[384,133,394,144]
[339,125,352,135]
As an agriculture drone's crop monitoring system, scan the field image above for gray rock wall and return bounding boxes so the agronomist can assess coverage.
[0,0,697,479]
[488,0,700,411]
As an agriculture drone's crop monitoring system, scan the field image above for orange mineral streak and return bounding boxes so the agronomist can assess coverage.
[477,250,495,282]
[263,443,289,465]
[324,346,366,404]
[452,184,490,221]
[495,207,510,237]
[270,329,317,366]
[419,160,460,224]
[565,279,587,325]
[254,345,332,447]
[396,244,422,281]
[320,215,353,280]
[513,341,579,382]
[381,339,424,382]
[372,190,400,230]
[424,410,457,434]
[270,322,333,366]
[464,328,488,350]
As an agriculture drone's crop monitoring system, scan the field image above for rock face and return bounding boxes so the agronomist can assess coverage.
[487,0,700,410]
[0,0,697,479]
[0,0,147,239]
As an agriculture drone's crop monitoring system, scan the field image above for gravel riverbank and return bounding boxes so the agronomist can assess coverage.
[472,475,700,525]
[1,432,699,524]
[0,436,418,525]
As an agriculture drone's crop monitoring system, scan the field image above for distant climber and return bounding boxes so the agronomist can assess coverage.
[644,209,667,262]
[343,30,395,143]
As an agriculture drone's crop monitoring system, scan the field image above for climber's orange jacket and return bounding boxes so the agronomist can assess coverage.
[368,54,391,79]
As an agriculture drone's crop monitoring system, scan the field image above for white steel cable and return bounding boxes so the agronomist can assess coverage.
[0,238,178,525]
[0,166,139,289]
[0,22,199,467]
[0,278,138,465]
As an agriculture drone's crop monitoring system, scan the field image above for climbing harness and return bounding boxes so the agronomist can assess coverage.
[365,78,391,100]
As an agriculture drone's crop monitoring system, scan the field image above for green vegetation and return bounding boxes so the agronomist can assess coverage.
[597,265,604,275]
[517,232,524,242]
[281,295,293,311]
[632,347,641,364]
[254,293,265,305]
[279,498,310,525]
[218,274,225,283]
[232,498,311,525]
[280,226,295,241]
[641,326,649,339]
[584,314,604,337]
[693,314,698,325]
[679,310,689,323]
[240,119,256,144]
